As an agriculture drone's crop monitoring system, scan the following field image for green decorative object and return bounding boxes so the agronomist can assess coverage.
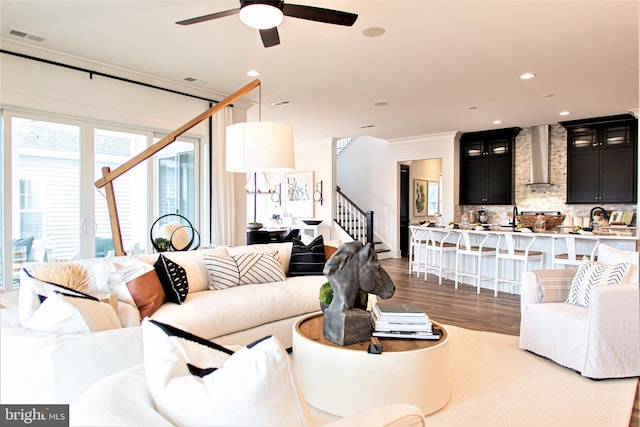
[154,237,171,252]
[319,281,368,312]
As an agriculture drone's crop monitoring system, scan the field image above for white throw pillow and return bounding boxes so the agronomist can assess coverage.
[227,242,292,274]
[565,259,630,308]
[596,244,639,283]
[92,256,154,306]
[203,251,285,290]
[18,269,121,333]
[142,319,312,426]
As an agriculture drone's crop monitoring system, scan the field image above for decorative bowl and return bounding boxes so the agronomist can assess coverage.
[302,219,322,226]
[516,214,566,230]
[246,222,263,230]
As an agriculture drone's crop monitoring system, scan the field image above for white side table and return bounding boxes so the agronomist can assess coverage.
[292,313,451,417]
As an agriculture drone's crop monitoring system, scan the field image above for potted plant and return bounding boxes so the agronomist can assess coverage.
[319,281,368,312]
[154,237,171,252]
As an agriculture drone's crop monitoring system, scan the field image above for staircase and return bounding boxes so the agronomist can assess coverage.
[335,187,390,256]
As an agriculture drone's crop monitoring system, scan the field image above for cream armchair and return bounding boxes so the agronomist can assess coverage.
[519,244,639,379]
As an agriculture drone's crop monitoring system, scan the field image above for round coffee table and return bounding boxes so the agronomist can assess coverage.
[292,312,451,417]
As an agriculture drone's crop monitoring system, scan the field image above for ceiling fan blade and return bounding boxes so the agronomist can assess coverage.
[282,4,357,26]
[260,27,280,47]
[176,8,240,25]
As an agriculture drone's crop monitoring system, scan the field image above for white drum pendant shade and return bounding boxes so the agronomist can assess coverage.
[226,122,295,172]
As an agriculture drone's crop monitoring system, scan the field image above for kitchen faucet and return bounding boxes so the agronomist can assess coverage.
[589,206,609,229]
[511,206,519,230]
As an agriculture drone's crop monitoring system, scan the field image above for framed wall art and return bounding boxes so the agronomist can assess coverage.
[413,179,427,217]
[285,171,314,218]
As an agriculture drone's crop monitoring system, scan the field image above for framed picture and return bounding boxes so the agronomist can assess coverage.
[285,171,314,218]
[427,181,439,216]
[413,179,427,217]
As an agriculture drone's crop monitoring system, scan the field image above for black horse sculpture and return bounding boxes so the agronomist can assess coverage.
[322,241,395,345]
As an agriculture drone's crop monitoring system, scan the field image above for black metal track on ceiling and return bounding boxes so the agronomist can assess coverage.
[0,49,224,105]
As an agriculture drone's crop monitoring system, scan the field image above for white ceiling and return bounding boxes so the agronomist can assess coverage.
[1,0,638,144]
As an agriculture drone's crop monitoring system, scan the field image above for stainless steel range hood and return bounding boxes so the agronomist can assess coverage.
[528,124,553,185]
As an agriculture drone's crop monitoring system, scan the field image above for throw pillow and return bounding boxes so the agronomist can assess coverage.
[596,244,639,283]
[142,319,312,427]
[126,269,167,319]
[154,254,188,304]
[287,235,326,277]
[565,259,630,308]
[203,252,285,290]
[18,269,121,333]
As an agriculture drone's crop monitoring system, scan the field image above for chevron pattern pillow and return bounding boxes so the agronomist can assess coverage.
[565,259,630,308]
[204,251,285,290]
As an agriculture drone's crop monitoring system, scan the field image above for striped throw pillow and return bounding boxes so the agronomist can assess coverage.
[287,236,326,277]
[203,251,285,290]
[565,259,630,308]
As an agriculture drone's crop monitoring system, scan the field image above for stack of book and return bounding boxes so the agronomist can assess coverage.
[371,302,439,340]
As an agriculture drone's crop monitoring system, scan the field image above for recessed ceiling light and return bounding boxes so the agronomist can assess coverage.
[360,124,376,129]
[493,120,503,125]
[362,27,386,37]
[247,70,260,77]
[559,111,571,116]
[468,106,478,110]
[374,102,388,107]
[543,93,554,98]
[520,72,536,80]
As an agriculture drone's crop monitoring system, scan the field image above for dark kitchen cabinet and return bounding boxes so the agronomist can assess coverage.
[561,114,637,204]
[459,127,522,205]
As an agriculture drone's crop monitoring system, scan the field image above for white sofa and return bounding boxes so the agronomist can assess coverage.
[1,241,329,404]
[519,244,640,379]
[134,241,329,348]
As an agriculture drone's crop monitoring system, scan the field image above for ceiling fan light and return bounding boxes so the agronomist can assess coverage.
[239,4,284,30]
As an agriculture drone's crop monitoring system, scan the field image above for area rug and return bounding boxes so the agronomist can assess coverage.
[426,325,638,427]
[308,325,638,426]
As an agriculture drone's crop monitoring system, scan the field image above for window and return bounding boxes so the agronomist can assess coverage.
[154,137,200,245]
[19,179,44,239]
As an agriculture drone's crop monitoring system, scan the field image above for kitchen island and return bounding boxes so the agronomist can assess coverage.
[411,225,638,296]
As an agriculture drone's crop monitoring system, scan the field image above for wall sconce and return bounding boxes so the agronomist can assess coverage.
[271,183,282,206]
[314,180,324,205]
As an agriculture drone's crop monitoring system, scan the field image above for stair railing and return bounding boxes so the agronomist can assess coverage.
[335,187,374,245]
[336,136,358,157]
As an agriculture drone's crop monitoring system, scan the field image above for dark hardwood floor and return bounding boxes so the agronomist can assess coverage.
[379,256,639,427]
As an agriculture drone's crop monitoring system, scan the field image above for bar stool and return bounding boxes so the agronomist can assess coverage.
[454,229,497,294]
[494,233,543,297]
[424,228,457,285]
[408,225,430,276]
[551,235,600,268]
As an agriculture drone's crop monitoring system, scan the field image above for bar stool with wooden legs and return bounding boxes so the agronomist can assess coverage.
[424,228,457,285]
[408,225,430,277]
[454,229,497,294]
[551,235,600,269]
[494,233,543,297]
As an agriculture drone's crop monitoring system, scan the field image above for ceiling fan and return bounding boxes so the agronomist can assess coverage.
[176,0,358,48]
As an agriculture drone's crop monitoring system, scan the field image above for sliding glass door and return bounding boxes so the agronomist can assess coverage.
[11,116,82,266]
[94,127,150,257]
[3,111,203,290]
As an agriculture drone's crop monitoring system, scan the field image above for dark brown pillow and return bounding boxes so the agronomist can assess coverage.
[126,269,166,319]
